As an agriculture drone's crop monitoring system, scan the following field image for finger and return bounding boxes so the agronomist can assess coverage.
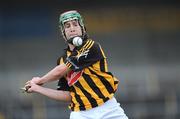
[25,80,31,85]
[20,87,26,90]
[27,88,33,93]
[20,87,27,93]
[25,84,31,88]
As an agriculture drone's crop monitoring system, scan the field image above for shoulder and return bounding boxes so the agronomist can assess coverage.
[79,39,102,52]
[56,49,69,65]
[80,39,106,59]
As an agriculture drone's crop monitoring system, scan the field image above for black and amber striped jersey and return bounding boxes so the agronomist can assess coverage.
[57,39,119,111]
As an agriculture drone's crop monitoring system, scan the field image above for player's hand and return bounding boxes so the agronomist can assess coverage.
[24,81,40,93]
[32,77,42,84]
[25,77,43,86]
[21,77,43,93]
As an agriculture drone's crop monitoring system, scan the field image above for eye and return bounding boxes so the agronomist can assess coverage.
[72,20,79,26]
[64,22,70,28]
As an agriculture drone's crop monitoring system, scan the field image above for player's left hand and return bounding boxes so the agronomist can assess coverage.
[22,80,40,93]
[26,77,43,85]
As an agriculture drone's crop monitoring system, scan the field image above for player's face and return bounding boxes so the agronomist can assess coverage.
[64,19,82,40]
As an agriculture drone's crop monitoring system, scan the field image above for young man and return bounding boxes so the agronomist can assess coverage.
[24,10,128,119]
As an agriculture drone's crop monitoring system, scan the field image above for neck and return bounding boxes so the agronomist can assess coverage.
[68,44,75,51]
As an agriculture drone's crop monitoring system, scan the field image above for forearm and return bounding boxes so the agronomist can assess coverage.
[35,85,71,102]
[39,64,69,84]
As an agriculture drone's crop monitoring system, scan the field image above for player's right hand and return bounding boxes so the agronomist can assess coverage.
[24,80,41,93]
[25,77,43,86]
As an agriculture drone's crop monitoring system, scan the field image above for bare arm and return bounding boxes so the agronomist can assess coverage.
[29,64,70,85]
[40,64,69,84]
[27,81,71,102]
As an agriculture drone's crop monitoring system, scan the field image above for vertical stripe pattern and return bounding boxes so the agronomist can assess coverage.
[60,39,119,111]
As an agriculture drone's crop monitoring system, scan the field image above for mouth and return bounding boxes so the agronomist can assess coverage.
[69,34,78,38]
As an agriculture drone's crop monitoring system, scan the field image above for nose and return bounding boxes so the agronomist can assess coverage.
[70,25,75,32]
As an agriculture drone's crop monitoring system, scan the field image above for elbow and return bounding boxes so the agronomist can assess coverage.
[67,95,72,102]
[64,96,72,102]
[63,91,72,102]
[57,91,71,102]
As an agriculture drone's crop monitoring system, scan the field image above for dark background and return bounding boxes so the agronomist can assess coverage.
[0,0,180,119]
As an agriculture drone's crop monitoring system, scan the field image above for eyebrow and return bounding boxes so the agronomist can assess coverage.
[64,20,78,26]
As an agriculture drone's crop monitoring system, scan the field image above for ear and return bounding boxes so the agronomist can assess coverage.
[61,29,68,41]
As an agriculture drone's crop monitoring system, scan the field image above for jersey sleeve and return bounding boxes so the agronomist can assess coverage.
[56,57,70,91]
[57,77,70,91]
[65,40,106,72]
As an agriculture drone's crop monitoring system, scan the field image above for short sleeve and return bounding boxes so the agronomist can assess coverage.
[57,77,70,91]
[56,57,70,91]
[65,40,106,71]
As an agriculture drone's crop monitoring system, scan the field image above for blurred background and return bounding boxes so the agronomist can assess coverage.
[0,0,180,119]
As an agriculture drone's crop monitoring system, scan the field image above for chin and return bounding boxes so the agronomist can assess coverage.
[68,36,75,39]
